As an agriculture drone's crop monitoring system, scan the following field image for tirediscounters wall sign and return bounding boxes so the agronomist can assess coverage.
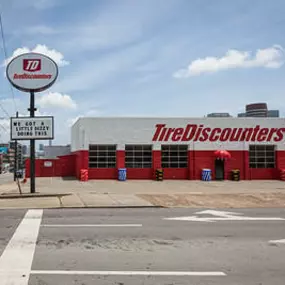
[152,124,285,142]
[6,52,58,92]
[10,117,54,140]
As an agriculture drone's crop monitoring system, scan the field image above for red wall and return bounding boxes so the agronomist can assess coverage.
[249,168,278,180]
[88,168,117,179]
[163,168,188,179]
[25,154,75,178]
[26,149,283,180]
[74,150,89,179]
[127,168,153,179]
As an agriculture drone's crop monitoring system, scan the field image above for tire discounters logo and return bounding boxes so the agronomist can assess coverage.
[23,59,41,72]
[6,53,58,92]
[152,124,285,142]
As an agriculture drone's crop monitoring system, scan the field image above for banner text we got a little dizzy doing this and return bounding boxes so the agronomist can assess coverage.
[10,117,54,140]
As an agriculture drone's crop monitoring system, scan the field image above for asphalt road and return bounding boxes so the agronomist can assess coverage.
[0,208,285,285]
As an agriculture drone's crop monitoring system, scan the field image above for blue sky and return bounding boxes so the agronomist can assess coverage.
[0,0,285,144]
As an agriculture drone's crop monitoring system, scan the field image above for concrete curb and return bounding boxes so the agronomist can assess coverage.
[0,193,71,199]
[0,205,164,210]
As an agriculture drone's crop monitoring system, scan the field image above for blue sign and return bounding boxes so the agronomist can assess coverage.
[0,147,8,154]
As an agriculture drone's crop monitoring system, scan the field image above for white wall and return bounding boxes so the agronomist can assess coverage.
[71,117,285,151]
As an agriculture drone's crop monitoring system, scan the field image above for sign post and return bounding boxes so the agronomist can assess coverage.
[30,91,36,193]
[6,52,58,194]
[13,111,18,182]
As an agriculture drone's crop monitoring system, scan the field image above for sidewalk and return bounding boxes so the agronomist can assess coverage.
[0,178,285,209]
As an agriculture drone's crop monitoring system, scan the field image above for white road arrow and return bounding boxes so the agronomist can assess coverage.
[269,239,285,244]
[164,210,285,223]
[195,210,243,218]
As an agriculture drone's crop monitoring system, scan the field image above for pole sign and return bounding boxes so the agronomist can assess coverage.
[6,52,58,92]
[6,52,58,194]
[10,116,54,140]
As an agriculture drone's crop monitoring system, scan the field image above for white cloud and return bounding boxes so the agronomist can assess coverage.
[36,92,77,110]
[174,45,285,78]
[4,44,69,66]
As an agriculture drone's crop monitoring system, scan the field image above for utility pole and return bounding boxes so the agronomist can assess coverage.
[13,111,18,182]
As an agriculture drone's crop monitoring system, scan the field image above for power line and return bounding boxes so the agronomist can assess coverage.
[0,122,8,133]
[0,102,10,118]
[0,9,17,114]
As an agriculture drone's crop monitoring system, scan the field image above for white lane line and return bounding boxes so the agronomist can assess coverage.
[41,224,142,227]
[0,209,43,285]
[31,270,226,276]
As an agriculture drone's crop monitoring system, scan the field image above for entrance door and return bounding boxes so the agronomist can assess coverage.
[215,159,224,180]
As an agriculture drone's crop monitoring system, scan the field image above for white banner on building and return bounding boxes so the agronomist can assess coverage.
[10,116,54,140]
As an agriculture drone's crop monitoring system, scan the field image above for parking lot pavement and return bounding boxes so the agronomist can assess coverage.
[0,208,285,285]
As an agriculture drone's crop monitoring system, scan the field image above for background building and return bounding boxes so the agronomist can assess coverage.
[238,103,280,118]
[0,143,14,169]
[39,144,44,151]
[245,103,268,117]
[267,110,280,117]
[22,145,28,156]
[206,113,231,118]
[44,145,71,158]
[9,141,25,170]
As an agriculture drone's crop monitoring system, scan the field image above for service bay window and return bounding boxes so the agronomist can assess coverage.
[249,145,276,168]
[161,145,188,168]
[125,145,152,168]
[89,144,116,168]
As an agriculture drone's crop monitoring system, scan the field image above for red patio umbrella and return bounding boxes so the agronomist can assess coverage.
[214,150,231,160]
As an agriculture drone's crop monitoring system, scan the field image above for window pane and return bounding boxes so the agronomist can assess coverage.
[178,145,188,151]
[249,145,255,151]
[265,145,275,151]
[107,145,116,151]
[170,162,178,168]
[125,145,133,151]
[161,145,169,151]
[255,145,265,151]
[257,157,265,163]
[249,157,256,163]
[256,151,265,157]
[134,145,142,151]
[266,157,275,163]
[266,151,275,157]
[98,145,107,151]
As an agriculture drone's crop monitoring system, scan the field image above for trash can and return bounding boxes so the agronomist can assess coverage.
[155,169,164,181]
[201,169,212,181]
[231,169,240,181]
[118,168,127,181]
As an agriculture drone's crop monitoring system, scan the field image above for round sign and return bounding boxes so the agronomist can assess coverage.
[6,52,58,93]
